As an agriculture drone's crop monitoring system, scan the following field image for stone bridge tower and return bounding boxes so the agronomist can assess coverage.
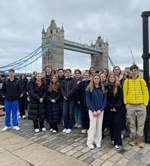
[91,35,109,71]
[41,18,64,71]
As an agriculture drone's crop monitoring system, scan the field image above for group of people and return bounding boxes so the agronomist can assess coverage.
[0,64,149,151]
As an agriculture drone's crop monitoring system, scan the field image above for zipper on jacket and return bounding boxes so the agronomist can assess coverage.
[134,80,137,104]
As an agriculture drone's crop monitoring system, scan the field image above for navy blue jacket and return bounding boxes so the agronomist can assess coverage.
[86,86,107,112]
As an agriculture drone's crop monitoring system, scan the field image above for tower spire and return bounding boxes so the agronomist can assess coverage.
[42,25,45,33]
[61,23,64,31]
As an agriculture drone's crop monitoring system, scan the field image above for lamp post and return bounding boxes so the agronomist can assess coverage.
[141,11,150,143]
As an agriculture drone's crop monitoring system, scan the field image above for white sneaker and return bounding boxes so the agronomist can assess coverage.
[66,129,72,134]
[13,126,20,131]
[50,128,53,132]
[121,134,124,140]
[42,127,46,132]
[96,143,101,148]
[53,130,57,133]
[81,129,87,134]
[111,141,114,145]
[77,125,82,128]
[22,115,26,119]
[104,128,108,132]
[88,144,94,149]
[62,128,67,133]
[35,129,40,133]
[18,115,21,119]
[2,126,11,132]
[115,145,121,150]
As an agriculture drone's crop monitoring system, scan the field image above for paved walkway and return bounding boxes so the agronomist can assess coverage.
[0,112,150,166]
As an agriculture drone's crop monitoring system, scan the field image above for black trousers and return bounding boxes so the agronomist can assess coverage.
[19,95,26,116]
[80,106,89,130]
[110,111,122,146]
[33,119,44,129]
[50,122,58,131]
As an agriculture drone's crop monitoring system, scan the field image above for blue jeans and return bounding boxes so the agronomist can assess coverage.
[63,97,75,129]
[5,100,18,127]
[74,103,82,126]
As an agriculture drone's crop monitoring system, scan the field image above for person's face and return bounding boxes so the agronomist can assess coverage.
[31,74,34,79]
[100,74,106,82]
[58,70,64,77]
[130,69,138,77]
[103,70,107,76]
[93,76,100,84]
[52,77,57,83]
[51,71,55,75]
[66,70,71,77]
[123,72,128,80]
[8,71,15,78]
[21,75,25,79]
[114,67,120,75]
[75,71,81,78]
[83,73,90,80]
[46,67,51,73]
[42,73,46,78]
[36,74,42,82]
[109,75,115,83]
[90,68,96,75]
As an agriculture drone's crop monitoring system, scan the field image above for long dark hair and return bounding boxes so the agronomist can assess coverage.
[19,73,26,84]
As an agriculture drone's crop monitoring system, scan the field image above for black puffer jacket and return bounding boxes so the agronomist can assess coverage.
[47,87,61,123]
[61,77,77,98]
[19,77,28,95]
[104,85,126,130]
[77,80,90,107]
[28,79,46,120]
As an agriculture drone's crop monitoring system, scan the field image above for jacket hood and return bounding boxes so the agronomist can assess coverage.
[82,79,90,82]
[65,76,74,80]
[126,74,140,79]
[58,75,65,80]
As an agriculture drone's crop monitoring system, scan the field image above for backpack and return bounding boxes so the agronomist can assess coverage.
[5,79,19,87]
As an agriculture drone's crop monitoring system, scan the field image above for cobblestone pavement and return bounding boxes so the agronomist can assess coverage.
[0,113,150,166]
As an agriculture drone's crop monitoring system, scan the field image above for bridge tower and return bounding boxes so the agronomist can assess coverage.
[91,35,109,71]
[41,18,64,71]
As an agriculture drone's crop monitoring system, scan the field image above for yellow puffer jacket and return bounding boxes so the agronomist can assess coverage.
[123,75,149,106]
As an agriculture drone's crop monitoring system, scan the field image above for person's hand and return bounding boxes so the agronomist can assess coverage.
[77,101,81,105]
[97,110,101,116]
[20,94,23,98]
[64,97,67,100]
[51,99,56,103]
[39,98,43,103]
[113,108,117,112]
[93,111,97,117]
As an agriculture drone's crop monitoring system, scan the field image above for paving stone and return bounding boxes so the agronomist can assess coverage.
[122,140,128,146]
[91,159,104,166]
[60,146,73,153]
[134,153,144,160]
[124,150,136,159]
[116,157,129,166]
[80,147,90,153]
[78,151,93,161]
[92,151,104,159]
[108,149,117,155]
[147,150,150,156]
[91,148,100,154]
[66,149,77,156]
[100,154,111,160]
[101,161,113,166]
[79,138,87,143]
[139,148,148,154]
[109,153,122,162]
[118,149,127,154]
[144,144,150,149]
[72,151,83,158]
[132,146,140,152]
[84,157,95,164]
[0,147,4,153]
[75,145,85,151]
[124,144,132,150]
[75,137,83,142]
[142,156,150,165]
[127,158,139,166]
[71,142,81,147]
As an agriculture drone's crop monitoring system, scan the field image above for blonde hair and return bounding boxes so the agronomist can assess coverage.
[48,74,60,93]
[41,71,46,84]
[106,73,118,97]
[86,73,105,93]
[113,66,122,75]
[36,73,42,86]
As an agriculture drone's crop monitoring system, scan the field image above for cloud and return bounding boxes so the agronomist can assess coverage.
[0,0,150,73]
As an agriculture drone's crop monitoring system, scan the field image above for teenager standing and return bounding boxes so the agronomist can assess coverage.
[86,73,107,149]
[28,73,46,132]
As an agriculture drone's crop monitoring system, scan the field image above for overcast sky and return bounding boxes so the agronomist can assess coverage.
[0,0,150,73]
